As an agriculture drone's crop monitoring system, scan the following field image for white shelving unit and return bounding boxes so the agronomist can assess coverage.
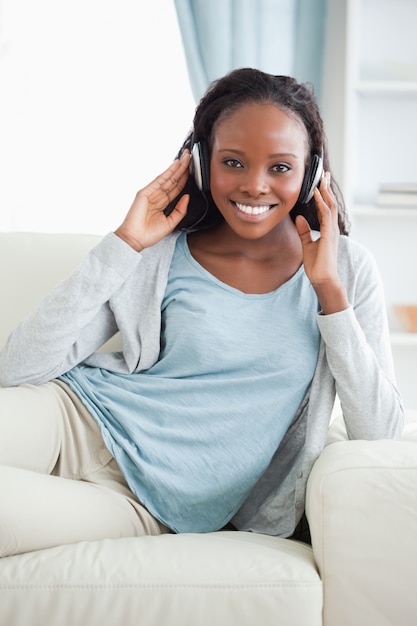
[321,0,417,409]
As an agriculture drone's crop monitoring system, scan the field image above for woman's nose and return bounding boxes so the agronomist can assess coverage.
[239,169,270,197]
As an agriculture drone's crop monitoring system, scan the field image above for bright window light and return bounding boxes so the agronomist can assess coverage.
[0,0,195,234]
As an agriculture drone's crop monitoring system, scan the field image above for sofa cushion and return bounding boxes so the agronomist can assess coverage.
[307,414,417,626]
[0,531,322,626]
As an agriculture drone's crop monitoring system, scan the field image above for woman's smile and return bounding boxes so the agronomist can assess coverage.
[233,201,277,216]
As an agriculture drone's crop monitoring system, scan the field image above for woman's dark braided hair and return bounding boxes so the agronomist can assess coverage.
[167,67,349,235]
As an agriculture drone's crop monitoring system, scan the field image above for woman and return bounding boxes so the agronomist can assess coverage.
[0,68,404,556]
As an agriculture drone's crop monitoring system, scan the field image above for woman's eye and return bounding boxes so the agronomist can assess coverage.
[223,158,243,168]
[271,163,290,173]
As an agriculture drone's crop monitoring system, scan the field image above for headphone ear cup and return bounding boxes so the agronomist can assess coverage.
[298,153,324,204]
[190,141,210,193]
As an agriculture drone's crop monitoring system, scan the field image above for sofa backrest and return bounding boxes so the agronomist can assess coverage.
[0,232,101,349]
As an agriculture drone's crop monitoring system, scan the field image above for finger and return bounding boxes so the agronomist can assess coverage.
[295,214,313,245]
[167,150,191,181]
[147,152,190,193]
[317,172,338,224]
[314,175,337,228]
[166,194,190,228]
[144,159,190,209]
[317,172,331,203]
[158,155,191,199]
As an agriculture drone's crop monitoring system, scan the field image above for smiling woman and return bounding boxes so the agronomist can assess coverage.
[0,0,195,234]
[0,66,404,557]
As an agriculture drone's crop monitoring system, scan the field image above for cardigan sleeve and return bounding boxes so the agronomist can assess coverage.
[0,233,143,387]
[317,238,404,440]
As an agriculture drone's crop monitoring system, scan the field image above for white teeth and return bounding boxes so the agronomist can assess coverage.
[235,202,271,215]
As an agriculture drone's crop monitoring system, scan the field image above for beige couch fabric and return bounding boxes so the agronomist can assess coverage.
[0,532,322,626]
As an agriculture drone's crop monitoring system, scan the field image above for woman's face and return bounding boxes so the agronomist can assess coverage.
[209,102,309,239]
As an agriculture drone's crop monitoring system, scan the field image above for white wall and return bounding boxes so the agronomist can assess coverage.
[0,0,195,234]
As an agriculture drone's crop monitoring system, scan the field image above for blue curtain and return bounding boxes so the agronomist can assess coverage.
[293,0,326,95]
[173,0,326,103]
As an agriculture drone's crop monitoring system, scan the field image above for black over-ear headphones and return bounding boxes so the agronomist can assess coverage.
[190,141,211,193]
[297,150,324,204]
[190,140,324,204]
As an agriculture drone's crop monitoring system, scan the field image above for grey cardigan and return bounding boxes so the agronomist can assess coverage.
[0,231,404,536]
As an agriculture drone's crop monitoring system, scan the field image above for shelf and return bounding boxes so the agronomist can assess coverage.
[351,205,417,218]
[322,0,417,408]
[390,332,417,347]
[355,80,417,95]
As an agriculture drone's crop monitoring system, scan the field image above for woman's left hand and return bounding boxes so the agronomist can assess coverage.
[295,172,349,314]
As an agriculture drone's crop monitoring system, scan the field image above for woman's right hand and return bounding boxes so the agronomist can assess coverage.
[114,151,191,251]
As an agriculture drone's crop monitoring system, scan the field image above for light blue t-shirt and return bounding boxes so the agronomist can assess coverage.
[62,233,320,532]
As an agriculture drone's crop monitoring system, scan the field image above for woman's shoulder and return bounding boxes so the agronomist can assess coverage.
[338,234,376,266]
[86,231,181,278]
[139,231,182,267]
[337,234,381,288]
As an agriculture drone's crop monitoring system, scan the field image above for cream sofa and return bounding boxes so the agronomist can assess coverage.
[1,231,417,626]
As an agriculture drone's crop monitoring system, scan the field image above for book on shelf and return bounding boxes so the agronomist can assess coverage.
[377,183,417,207]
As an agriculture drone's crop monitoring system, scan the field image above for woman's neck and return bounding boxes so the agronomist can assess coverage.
[187,217,304,294]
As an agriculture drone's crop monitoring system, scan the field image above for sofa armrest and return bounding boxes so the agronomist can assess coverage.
[306,412,417,626]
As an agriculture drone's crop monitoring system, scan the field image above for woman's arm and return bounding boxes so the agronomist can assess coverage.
[318,242,404,440]
[296,172,404,439]
[0,154,191,388]
[0,233,141,387]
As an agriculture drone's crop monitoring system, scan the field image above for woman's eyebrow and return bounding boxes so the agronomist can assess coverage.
[217,148,298,159]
